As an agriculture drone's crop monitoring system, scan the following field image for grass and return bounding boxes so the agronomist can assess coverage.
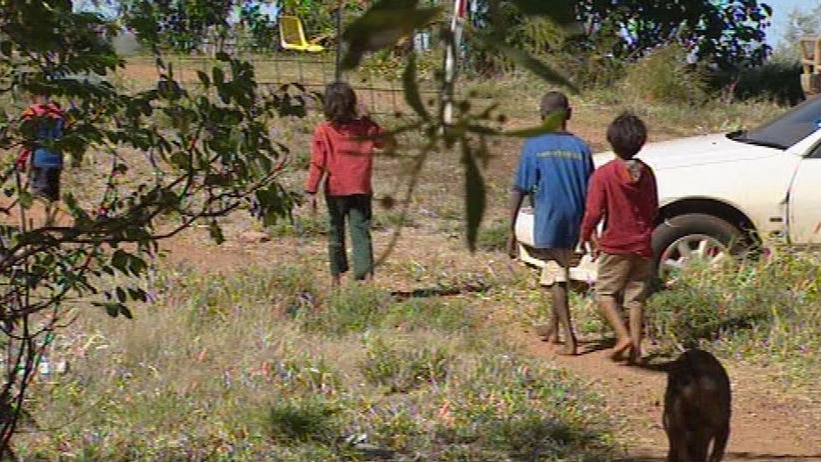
[8,51,821,458]
[17,262,619,460]
[645,245,821,394]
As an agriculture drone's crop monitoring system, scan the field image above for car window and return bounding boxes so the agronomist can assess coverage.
[731,97,821,149]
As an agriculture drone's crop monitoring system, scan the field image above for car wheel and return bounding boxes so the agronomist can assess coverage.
[652,213,746,284]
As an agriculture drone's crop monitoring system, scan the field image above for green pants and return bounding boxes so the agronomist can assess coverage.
[325,194,374,280]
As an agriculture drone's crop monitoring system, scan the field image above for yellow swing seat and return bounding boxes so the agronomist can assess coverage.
[279,15,325,53]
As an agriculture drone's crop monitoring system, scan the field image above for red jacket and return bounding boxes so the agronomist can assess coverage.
[304,118,384,196]
[580,158,658,258]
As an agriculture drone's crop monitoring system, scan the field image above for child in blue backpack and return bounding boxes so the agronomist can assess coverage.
[17,92,66,225]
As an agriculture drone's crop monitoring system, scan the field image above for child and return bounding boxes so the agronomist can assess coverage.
[18,92,66,225]
[579,112,658,364]
[304,82,385,289]
[508,91,594,356]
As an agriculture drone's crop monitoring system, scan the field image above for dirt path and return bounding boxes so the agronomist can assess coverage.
[157,223,821,462]
[527,337,821,462]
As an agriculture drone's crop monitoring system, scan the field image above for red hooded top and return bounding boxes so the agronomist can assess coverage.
[304,118,384,196]
[580,158,659,258]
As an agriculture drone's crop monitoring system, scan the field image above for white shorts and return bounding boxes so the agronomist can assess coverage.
[524,246,574,286]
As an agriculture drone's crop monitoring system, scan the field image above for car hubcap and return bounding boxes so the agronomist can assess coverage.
[659,234,731,281]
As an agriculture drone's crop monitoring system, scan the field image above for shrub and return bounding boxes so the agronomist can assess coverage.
[618,44,709,105]
[646,247,821,363]
[708,60,805,105]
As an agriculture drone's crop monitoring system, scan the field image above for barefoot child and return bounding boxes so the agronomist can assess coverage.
[305,82,386,289]
[579,112,658,364]
[508,91,594,356]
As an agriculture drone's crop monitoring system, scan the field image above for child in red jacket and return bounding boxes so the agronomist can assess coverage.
[579,112,658,364]
[305,82,385,289]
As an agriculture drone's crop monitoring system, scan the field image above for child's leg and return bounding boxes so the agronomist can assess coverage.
[624,256,654,364]
[551,281,577,355]
[596,253,632,360]
[348,194,374,281]
[325,195,349,285]
[535,308,560,343]
[539,251,576,354]
[536,259,561,343]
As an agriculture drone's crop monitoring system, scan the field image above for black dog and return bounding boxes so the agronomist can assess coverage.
[663,349,731,462]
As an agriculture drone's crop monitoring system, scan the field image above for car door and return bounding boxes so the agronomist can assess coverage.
[788,139,821,244]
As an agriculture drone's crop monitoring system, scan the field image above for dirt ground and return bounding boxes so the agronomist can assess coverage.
[10,60,818,460]
[157,218,821,462]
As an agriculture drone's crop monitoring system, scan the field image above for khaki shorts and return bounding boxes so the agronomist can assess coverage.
[596,253,654,306]
[525,246,575,286]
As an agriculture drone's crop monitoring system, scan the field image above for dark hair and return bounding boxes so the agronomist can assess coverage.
[539,91,569,120]
[607,112,647,159]
[323,81,357,125]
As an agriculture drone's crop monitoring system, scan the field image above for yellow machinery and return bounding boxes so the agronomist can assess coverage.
[279,16,325,53]
[800,36,821,97]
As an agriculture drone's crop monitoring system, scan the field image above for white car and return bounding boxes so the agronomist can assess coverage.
[516,96,821,281]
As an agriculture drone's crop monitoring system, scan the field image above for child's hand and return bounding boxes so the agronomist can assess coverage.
[579,236,600,261]
[309,194,318,215]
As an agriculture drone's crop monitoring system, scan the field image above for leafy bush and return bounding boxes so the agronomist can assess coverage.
[618,44,709,105]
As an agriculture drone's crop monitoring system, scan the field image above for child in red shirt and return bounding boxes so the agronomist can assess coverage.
[305,82,385,289]
[579,112,658,364]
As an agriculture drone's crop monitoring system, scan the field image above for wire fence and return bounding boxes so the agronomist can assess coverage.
[165,47,441,117]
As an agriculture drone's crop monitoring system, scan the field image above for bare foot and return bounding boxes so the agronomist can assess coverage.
[609,338,632,362]
[534,325,560,344]
[628,347,646,366]
[558,342,578,356]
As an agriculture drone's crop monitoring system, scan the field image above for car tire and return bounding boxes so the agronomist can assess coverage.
[652,213,747,282]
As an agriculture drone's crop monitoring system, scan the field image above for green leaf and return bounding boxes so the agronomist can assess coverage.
[341,0,442,70]
[115,286,126,303]
[462,143,486,252]
[0,41,12,57]
[18,191,33,209]
[402,53,430,121]
[119,305,134,319]
[196,70,211,88]
[502,111,565,137]
[209,220,225,245]
[96,302,122,318]
[170,151,190,170]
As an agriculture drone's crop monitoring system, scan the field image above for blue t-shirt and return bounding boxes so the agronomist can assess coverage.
[26,106,64,169]
[514,132,594,248]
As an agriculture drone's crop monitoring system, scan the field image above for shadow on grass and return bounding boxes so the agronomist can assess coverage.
[389,282,489,301]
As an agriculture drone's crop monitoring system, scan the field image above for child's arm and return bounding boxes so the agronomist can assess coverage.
[365,118,395,151]
[305,124,330,212]
[507,188,527,258]
[579,172,605,252]
[304,124,329,195]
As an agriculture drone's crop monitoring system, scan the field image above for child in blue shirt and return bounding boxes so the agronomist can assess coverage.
[508,91,595,355]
